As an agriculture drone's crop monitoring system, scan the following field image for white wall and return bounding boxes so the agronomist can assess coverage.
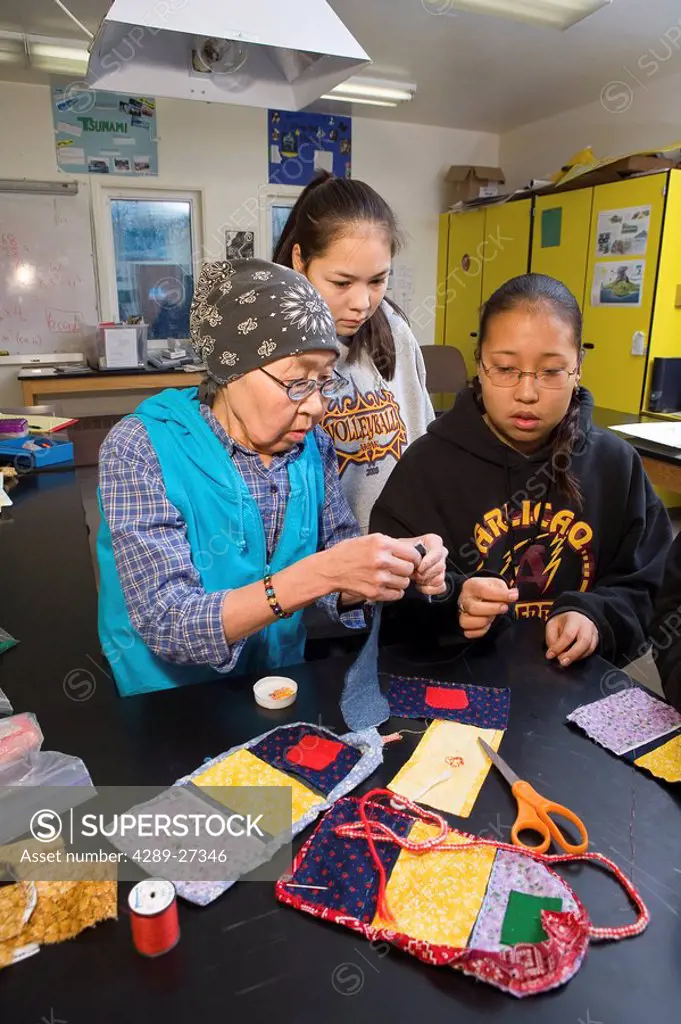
[500,68,681,191]
[0,81,498,410]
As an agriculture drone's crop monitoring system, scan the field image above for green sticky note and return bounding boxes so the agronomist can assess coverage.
[541,207,562,248]
[500,890,563,946]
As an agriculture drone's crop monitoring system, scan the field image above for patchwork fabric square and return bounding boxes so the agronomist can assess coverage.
[634,734,681,783]
[388,721,504,818]
[567,687,681,756]
[249,724,361,796]
[281,797,412,923]
[500,891,563,946]
[469,848,577,952]
[386,674,510,730]
[373,819,496,946]
[191,747,324,825]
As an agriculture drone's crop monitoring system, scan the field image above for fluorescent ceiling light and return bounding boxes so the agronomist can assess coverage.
[446,0,612,30]
[330,77,416,102]
[320,94,398,108]
[0,32,89,73]
[0,179,79,195]
[30,42,89,62]
[28,39,89,74]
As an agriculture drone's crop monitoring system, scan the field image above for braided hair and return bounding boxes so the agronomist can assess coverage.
[473,273,584,508]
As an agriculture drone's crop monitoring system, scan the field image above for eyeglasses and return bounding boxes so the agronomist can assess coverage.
[259,366,348,402]
[480,363,580,390]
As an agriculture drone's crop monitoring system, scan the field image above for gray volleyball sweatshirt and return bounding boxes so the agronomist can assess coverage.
[321,302,435,534]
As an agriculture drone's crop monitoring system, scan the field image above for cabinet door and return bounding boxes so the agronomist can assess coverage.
[645,169,681,412]
[581,175,667,414]
[481,199,532,305]
[444,208,486,378]
[532,190,594,308]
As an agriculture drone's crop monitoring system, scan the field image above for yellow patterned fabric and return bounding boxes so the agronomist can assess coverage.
[635,734,681,782]
[192,747,325,830]
[372,820,496,946]
[388,721,504,817]
[0,881,117,969]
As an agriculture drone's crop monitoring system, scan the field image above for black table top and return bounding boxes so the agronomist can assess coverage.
[1,472,680,1022]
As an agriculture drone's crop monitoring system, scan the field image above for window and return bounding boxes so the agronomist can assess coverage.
[257,186,302,260]
[94,188,202,341]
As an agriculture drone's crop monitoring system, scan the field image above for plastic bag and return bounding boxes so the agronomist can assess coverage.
[0,714,43,764]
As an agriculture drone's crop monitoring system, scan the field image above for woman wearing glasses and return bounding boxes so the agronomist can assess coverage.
[371,273,671,669]
[274,172,434,534]
[98,259,446,696]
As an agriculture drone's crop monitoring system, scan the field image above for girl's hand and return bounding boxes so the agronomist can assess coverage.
[545,612,599,667]
[458,577,519,639]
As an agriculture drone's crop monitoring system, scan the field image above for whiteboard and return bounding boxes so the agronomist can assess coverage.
[0,187,99,356]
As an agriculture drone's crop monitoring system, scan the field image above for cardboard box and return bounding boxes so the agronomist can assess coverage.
[444,165,505,208]
[543,154,679,194]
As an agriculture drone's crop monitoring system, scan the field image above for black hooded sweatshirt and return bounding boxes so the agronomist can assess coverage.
[649,533,681,711]
[370,386,672,667]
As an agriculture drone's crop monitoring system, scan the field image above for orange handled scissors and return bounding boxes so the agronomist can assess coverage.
[478,739,589,855]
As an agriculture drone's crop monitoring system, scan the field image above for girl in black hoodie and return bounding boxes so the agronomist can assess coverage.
[371,273,672,669]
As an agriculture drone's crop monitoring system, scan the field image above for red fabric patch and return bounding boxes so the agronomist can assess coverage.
[286,735,344,771]
[425,687,470,711]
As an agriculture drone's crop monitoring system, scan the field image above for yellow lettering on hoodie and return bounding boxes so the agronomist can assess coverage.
[483,507,507,540]
[568,521,594,551]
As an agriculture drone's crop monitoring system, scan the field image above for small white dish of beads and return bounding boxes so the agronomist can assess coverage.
[253,676,298,709]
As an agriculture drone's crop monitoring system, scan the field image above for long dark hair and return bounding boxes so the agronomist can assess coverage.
[273,171,406,380]
[473,273,584,507]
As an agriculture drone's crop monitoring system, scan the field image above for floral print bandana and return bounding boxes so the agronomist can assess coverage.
[189,258,339,384]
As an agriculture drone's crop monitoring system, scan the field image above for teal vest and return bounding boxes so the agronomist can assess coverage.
[97,388,324,697]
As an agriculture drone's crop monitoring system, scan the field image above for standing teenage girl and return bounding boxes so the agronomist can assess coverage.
[274,171,434,534]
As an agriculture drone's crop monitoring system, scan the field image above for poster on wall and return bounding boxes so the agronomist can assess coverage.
[596,206,651,257]
[51,81,158,175]
[591,260,645,307]
[268,109,351,185]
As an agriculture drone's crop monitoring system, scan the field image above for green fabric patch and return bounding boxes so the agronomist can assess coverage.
[500,890,563,945]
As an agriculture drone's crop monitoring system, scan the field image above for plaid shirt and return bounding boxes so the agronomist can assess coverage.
[98,404,365,673]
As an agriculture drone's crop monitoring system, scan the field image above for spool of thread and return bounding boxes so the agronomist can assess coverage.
[128,879,180,957]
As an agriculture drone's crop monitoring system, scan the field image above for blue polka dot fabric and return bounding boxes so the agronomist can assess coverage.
[386,675,510,730]
[286,797,413,922]
[248,724,362,797]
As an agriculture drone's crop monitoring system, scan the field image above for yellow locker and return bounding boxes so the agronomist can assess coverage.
[531,190,594,308]
[581,175,667,414]
[481,200,532,305]
[434,213,450,347]
[644,169,681,411]
[443,208,486,377]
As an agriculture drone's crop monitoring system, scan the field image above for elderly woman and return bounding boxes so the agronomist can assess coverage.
[98,259,446,696]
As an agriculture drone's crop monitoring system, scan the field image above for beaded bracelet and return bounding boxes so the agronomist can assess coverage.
[264,568,292,620]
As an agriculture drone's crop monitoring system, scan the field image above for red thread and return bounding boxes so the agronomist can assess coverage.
[129,886,180,957]
[381,733,403,745]
[335,789,650,938]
